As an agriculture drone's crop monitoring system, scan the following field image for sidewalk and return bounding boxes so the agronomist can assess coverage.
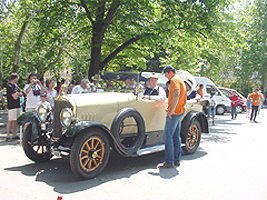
[0,109,21,146]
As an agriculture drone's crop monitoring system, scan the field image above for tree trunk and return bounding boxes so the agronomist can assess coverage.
[0,42,3,85]
[12,15,31,73]
[88,23,104,79]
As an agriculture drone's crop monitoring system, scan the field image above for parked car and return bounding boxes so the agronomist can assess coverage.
[218,87,247,113]
[194,77,231,115]
[18,71,209,180]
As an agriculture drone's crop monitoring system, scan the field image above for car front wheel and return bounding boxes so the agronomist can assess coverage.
[70,128,110,180]
[182,120,201,155]
[22,123,52,163]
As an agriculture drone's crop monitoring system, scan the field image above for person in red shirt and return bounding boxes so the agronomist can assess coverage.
[230,90,238,119]
[249,88,263,122]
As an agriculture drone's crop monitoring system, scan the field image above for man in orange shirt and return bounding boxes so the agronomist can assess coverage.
[158,65,187,168]
[249,88,263,122]
[197,84,204,98]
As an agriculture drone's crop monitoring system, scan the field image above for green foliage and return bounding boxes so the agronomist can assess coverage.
[1,0,266,95]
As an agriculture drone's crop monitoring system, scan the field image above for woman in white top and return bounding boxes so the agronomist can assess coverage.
[46,79,57,110]
[24,73,46,112]
[207,91,217,125]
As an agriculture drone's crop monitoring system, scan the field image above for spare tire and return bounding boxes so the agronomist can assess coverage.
[111,108,145,154]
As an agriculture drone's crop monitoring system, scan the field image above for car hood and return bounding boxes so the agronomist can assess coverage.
[58,92,136,108]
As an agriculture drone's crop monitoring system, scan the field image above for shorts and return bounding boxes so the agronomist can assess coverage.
[8,108,21,121]
[26,108,36,112]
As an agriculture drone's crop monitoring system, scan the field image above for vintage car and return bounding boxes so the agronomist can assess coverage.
[18,71,209,180]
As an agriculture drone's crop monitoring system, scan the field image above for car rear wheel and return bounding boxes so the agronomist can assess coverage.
[182,120,201,155]
[22,123,52,163]
[236,105,243,113]
[216,105,225,115]
[70,128,110,180]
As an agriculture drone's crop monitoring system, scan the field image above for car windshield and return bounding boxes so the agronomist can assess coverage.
[92,71,147,93]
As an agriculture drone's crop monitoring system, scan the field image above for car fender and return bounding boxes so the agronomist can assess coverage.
[181,111,209,143]
[64,121,137,157]
[17,111,37,126]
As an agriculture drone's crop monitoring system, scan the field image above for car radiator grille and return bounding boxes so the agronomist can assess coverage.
[53,100,73,139]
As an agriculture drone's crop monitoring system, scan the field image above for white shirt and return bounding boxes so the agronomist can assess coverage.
[24,83,41,109]
[210,96,217,107]
[71,85,91,94]
[36,101,52,111]
[46,89,57,108]
[91,83,104,93]
[146,86,167,102]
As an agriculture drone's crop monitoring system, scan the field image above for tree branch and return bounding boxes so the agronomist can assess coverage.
[59,47,77,60]
[46,48,63,69]
[100,33,152,70]
[195,30,208,39]
[79,0,94,24]
[102,0,121,31]
[12,14,32,72]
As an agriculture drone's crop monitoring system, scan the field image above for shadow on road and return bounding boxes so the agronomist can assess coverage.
[201,114,246,143]
[5,147,207,194]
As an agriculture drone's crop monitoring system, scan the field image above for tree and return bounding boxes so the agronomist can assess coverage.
[63,0,231,78]
[235,0,267,93]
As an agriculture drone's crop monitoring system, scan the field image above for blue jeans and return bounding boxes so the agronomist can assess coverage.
[164,112,185,165]
[207,106,215,118]
[231,106,237,118]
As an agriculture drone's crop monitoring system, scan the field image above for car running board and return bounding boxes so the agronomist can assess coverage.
[137,144,165,156]
[136,143,186,156]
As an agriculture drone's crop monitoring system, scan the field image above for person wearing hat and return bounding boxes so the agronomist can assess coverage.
[184,79,197,100]
[36,92,52,111]
[24,72,47,112]
[91,74,104,92]
[71,79,91,94]
[142,72,166,102]
[124,75,137,89]
[158,65,187,168]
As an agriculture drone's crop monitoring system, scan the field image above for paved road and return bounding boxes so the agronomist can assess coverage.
[0,108,267,200]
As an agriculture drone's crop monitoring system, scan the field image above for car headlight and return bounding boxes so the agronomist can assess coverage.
[60,108,73,128]
[37,104,49,122]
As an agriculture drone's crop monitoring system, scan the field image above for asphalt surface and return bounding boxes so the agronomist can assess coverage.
[0,107,267,200]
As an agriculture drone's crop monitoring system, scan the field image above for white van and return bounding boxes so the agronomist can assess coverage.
[194,77,231,115]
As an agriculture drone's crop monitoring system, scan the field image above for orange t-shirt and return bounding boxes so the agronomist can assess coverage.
[197,88,203,97]
[249,92,263,106]
[167,76,187,115]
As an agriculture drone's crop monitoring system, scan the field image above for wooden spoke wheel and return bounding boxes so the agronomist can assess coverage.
[182,120,201,155]
[79,137,105,172]
[186,124,199,150]
[70,128,110,180]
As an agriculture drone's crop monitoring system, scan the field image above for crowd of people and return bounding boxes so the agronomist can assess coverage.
[3,68,265,173]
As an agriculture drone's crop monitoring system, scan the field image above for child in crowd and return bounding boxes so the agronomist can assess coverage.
[246,94,251,118]
[36,92,52,111]
[207,91,217,125]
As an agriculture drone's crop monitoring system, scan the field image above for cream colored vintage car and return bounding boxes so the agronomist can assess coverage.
[18,71,209,180]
